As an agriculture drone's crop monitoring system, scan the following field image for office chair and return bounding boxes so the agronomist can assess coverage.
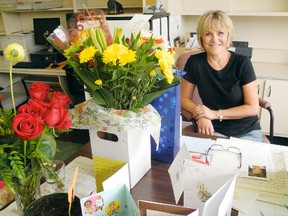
[0,74,29,110]
[176,49,274,143]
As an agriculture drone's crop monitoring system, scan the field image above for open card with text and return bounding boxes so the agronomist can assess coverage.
[80,184,139,215]
[169,141,236,216]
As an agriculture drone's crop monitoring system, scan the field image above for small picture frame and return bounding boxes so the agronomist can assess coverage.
[138,200,198,216]
[248,165,267,179]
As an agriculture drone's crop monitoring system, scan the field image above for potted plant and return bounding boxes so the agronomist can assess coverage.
[24,193,81,216]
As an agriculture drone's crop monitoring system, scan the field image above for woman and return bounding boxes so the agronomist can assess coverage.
[181,10,263,142]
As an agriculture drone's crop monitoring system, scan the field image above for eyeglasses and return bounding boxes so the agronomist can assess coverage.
[206,144,242,170]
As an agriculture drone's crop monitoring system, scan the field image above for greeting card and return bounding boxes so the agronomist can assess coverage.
[80,184,139,216]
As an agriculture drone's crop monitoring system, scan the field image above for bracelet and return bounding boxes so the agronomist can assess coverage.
[218,109,223,122]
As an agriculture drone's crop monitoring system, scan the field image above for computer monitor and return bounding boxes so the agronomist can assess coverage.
[33,17,60,52]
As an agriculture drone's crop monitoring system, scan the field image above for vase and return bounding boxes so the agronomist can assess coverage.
[13,167,42,216]
[42,160,66,196]
[24,193,82,216]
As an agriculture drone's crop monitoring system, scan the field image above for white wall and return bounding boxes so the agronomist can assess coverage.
[180,15,288,64]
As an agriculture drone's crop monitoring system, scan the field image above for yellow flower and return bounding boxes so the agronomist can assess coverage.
[79,46,97,63]
[4,43,25,62]
[149,70,156,77]
[155,49,175,66]
[54,20,180,110]
[155,49,175,84]
[95,79,102,86]
[103,44,136,66]
[119,49,136,66]
[159,60,174,84]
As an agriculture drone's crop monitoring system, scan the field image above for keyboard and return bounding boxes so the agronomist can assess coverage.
[13,61,50,69]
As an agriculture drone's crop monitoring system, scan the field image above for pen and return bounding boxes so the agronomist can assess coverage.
[259,210,265,216]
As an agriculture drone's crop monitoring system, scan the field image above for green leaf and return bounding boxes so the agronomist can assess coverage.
[1,168,14,193]
[0,135,15,145]
[0,155,10,169]
[92,88,115,108]
[38,133,57,160]
[67,64,99,94]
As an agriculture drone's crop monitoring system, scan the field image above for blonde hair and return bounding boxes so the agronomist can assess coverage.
[196,10,234,50]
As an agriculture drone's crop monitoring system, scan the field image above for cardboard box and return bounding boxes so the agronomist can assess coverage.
[70,101,161,192]
[16,0,32,9]
[32,0,63,9]
[174,47,202,57]
[0,0,16,10]
[89,127,152,190]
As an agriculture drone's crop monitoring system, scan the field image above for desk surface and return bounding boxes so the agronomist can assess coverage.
[0,56,66,76]
[67,141,238,216]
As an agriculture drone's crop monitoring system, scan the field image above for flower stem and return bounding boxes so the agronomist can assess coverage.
[23,140,27,166]
[119,67,129,109]
[36,129,45,151]
[115,67,120,109]
[9,59,17,115]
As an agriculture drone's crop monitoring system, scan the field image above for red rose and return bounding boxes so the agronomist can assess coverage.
[18,99,47,122]
[31,99,51,109]
[44,104,72,130]
[50,91,71,108]
[28,82,51,101]
[12,113,44,140]
[0,180,5,189]
[0,94,2,102]
[31,99,51,118]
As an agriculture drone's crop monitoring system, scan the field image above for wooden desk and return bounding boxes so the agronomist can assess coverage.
[67,142,238,215]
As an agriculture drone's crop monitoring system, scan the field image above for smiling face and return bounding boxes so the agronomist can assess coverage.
[196,10,233,52]
[201,19,229,56]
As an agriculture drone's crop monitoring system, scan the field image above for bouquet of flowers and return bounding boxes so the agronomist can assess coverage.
[0,43,72,214]
[47,9,179,111]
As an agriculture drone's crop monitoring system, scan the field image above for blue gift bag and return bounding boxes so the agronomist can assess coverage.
[151,84,181,163]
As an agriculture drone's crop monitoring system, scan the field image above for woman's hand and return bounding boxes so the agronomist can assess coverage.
[196,118,215,135]
[194,105,217,120]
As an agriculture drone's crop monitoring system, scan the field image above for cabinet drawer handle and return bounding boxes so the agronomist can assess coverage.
[267,86,271,97]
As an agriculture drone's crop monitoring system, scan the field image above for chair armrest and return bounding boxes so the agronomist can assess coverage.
[181,108,198,133]
[259,97,274,143]
[181,107,193,121]
[259,97,271,109]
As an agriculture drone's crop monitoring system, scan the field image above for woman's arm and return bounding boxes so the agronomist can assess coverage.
[218,80,259,119]
[181,78,215,135]
[196,80,259,121]
[181,78,198,118]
